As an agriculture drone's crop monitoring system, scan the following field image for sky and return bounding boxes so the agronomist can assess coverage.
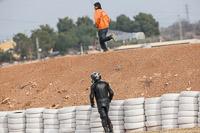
[0,0,199,41]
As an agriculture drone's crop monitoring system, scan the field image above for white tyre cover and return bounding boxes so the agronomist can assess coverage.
[145,104,161,110]
[90,127,104,132]
[162,119,178,126]
[123,104,143,111]
[146,116,161,121]
[147,126,162,131]
[179,97,198,104]
[76,120,90,125]
[9,131,25,133]
[180,91,199,97]
[59,128,75,133]
[179,104,198,111]
[179,123,198,128]
[26,118,43,123]
[145,121,162,127]
[26,113,43,118]
[8,112,25,118]
[110,116,124,121]
[0,117,8,123]
[60,123,76,128]
[0,123,7,128]
[145,110,161,116]
[76,106,91,111]
[110,100,124,106]
[26,129,44,133]
[26,123,44,129]
[76,115,90,120]
[60,119,75,124]
[110,106,123,111]
[76,111,91,115]
[161,101,179,108]
[44,124,59,129]
[8,124,25,130]
[145,97,161,104]
[161,108,178,115]
[125,109,144,117]
[43,109,58,114]
[109,111,124,116]
[90,122,102,128]
[124,98,144,105]
[0,112,8,117]
[76,125,90,130]
[8,118,25,124]
[126,127,146,133]
[113,125,124,130]
[44,129,59,133]
[58,106,76,114]
[198,118,200,123]
[124,115,145,123]
[26,108,45,114]
[124,122,145,129]
[43,114,58,119]
[162,114,178,120]
[112,120,124,125]
[178,117,198,124]
[90,117,101,122]
[0,128,8,133]
[161,94,179,101]
[44,119,59,125]
[58,112,76,120]
[75,130,90,133]
[178,111,198,117]
[162,125,178,130]
[91,112,100,118]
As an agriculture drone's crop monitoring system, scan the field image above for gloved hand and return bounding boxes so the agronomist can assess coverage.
[91,103,95,108]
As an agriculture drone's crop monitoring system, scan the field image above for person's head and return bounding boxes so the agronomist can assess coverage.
[91,72,101,83]
[94,2,102,10]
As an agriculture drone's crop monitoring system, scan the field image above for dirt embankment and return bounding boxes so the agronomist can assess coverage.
[0,43,200,111]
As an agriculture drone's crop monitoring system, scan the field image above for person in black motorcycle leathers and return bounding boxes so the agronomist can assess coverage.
[90,72,114,133]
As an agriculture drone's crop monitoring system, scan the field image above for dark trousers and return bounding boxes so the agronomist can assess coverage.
[98,28,112,52]
[97,101,112,131]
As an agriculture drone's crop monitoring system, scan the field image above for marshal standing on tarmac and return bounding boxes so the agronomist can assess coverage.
[90,72,114,133]
[94,2,117,52]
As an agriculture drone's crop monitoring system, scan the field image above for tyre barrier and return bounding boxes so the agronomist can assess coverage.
[58,106,76,133]
[109,100,125,133]
[1,91,200,133]
[178,91,199,129]
[145,97,162,131]
[124,98,146,132]
[0,111,9,133]
[8,110,26,133]
[43,109,59,133]
[26,108,44,133]
[161,93,179,130]
[76,105,91,133]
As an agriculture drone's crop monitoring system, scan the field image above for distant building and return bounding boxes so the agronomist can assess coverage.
[108,30,145,41]
[0,40,16,52]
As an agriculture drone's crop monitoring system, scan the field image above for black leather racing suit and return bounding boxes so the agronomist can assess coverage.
[90,80,114,131]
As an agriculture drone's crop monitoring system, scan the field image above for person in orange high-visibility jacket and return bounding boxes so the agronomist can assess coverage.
[94,2,117,52]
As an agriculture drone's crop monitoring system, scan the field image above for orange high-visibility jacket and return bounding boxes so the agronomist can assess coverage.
[94,9,110,29]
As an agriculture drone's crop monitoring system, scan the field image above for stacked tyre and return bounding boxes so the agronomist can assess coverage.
[8,110,26,133]
[145,97,162,131]
[109,100,125,133]
[198,92,200,127]
[161,93,179,130]
[124,98,146,133]
[90,106,103,133]
[58,106,76,133]
[26,108,45,133]
[75,105,91,133]
[0,112,9,133]
[43,109,59,133]
[178,91,199,128]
